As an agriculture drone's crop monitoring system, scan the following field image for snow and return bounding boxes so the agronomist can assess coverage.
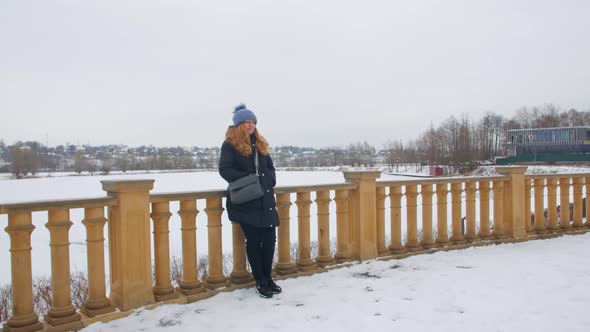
[81,233,590,332]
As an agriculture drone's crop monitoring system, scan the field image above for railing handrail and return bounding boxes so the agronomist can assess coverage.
[525,172,590,179]
[0,196,117,215]
[377,175,510,187]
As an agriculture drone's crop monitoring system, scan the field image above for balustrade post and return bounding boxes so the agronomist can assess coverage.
[465,182,477,242]
[334,190,353,261]
[343,170,381,261]
[151,202,179,301]
[295,192,317,271]
[586,177,590,228]
[496,166,528,239]
[559,177,571,230]
[478,181,491,239]
[405,185,421,251]
[533,179,547,234]
[275,193,298,275]
[525,179,533,234]
[101,180,155,311]
[572,177,584,228]
[388,186,406,254]
[375,187,388,256]
[230,223,253,284]
[44,208,82,327]
[81,207,115,317]
[547,178,559,231]
[421,184,435,248]
[316,191,336,265]
[436,183,450,246]
[177,200,206,294]
[492,180,505,239]
[450,182,466,244]
[3,210,43,332]
[204,197,229,289]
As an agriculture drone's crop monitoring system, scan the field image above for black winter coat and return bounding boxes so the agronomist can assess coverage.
[219,135,280,228]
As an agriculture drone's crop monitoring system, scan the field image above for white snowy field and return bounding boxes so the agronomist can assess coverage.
[81,233,590,332]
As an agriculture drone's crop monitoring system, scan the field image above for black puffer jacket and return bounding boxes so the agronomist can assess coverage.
[219,135,280,228]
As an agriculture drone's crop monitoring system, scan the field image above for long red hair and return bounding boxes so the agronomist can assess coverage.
[225,124,270,156]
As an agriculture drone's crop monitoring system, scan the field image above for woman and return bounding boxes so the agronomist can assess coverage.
[219,104,282,298]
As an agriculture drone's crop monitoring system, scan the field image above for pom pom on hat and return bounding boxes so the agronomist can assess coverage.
[232,103,257,126]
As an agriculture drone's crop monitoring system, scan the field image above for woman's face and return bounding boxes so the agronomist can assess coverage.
[242,120,256,135]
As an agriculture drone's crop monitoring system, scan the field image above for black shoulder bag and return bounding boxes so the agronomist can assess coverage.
[227,149,264,204]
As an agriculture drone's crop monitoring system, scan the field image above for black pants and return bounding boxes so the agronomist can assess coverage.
[240,223,276,282]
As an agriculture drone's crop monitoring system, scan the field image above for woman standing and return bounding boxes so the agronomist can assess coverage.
[219,104,282,298]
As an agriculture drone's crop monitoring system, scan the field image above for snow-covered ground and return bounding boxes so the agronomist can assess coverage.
[81,233,590,332]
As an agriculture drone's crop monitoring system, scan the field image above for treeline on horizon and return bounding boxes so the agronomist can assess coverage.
[1,104,589,176]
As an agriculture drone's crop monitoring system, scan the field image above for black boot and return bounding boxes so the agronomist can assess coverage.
[268,279,282,294]
[255,280,274,298]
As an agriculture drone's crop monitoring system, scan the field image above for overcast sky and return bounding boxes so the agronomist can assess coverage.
[1,0,589,148]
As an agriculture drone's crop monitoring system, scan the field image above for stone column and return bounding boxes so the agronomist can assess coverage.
[546,178,559,231]
[436,183,450,246]
[492,180,505,239]
[204,197,229,289]
[177,200,205,294]
[4,210,43,332]
[388,185,406,254]
[151,202,178,301]
[275,193,298,275]
[375,187,389,256]
[465,181,477,242]
[296,192,316,271]
[342,170,381,261]
[450,182,465,244]
[44,208,81,327]
[81,207,115,317]
[495,166,528,239]
[478,181,491,239]
[230,223,253,284]
[316,191,335,266]
[420,184,435,248]
[101,180,155,311]
[533,179,547,234]
[559,177,571,230]
[334,190,354,262]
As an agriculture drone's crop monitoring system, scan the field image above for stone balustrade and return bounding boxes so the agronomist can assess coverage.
[0,167,588,332]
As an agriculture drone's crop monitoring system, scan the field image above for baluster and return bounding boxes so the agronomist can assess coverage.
[465,182,477,242]
[151,202,179,301]
[4,210,43,332]
[559,177,571,230]
[375,187,389,256]
[230,223,252,284]
[586,177,590,228]
[572,177,584,228]
[204,197,229,289]
[405,185,421,251]
[334,190,354,261]
[45,208,81,326]
[533,179,547,234]
[547,178,559,231]
[178,200,206,293]
[296,192,317,271]
[388,186,406,254]
[478,181,491,239]
[421,184,435,248]
[436,183,450,246]
[524,179,533,234]
[81,207,114,317]
[450,182,465,244]
[316,191,335,265]
[275,193,298,274]
[492,180,505,239]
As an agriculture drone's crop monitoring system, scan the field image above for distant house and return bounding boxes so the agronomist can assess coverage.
[498,127,590,164]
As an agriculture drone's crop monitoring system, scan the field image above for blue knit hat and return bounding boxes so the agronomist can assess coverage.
[232,104,257,126]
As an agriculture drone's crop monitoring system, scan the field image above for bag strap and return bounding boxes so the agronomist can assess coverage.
[254,148,259,176]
